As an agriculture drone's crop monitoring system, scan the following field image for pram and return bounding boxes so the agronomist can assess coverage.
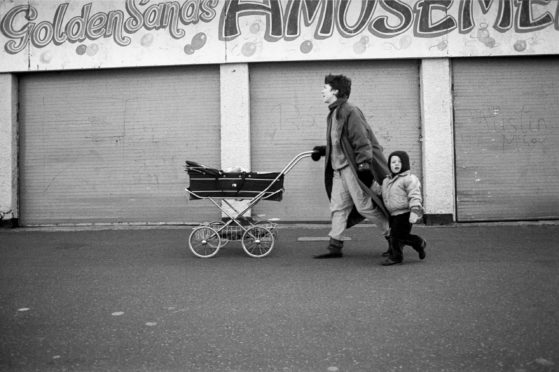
[185,151,315,258]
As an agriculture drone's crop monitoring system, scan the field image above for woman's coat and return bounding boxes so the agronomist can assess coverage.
[323,98,390,228]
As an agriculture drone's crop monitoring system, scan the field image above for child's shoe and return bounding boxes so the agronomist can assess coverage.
[416,239,427,260]
[381,235,390,257]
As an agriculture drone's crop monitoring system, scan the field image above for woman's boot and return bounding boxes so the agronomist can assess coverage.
[314,238,344,259]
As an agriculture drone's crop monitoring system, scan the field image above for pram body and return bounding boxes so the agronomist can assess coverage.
[185,151,314,258]
[187,165,284,201]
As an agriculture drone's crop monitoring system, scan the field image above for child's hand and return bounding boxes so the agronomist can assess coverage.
[371,181,381,195]
[409,207,423,224]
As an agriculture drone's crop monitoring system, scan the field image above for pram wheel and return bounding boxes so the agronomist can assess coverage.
[189,226,221,258]
[242,226,275,258]
[254,220,278,240]
[209,221,231,247]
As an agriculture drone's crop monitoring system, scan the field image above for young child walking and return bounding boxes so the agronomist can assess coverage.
[373,150,427,266]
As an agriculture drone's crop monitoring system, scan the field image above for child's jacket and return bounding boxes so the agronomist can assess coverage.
[377,170,423,216]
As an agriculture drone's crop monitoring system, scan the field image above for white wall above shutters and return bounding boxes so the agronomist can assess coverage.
[249,60,421,222]
[453,57,559,221]
[19,66,220,225]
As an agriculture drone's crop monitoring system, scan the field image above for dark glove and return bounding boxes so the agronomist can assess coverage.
[311,146,326,161]
[357,162,373,188]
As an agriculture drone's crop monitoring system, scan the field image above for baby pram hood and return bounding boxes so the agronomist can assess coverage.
[184,160,222,178]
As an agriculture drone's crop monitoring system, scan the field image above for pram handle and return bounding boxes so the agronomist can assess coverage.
[213,151,315,219]
[279,151,316,176]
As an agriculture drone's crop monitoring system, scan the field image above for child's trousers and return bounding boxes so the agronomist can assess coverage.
[389,212,423,261]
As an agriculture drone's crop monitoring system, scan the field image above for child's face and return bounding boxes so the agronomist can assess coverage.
[390,156,402,174]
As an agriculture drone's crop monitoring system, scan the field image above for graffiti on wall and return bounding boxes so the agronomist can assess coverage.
[472,105,550,152]
[1,0,559,71]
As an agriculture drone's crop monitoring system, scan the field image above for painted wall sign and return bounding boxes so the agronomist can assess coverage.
[1,0,558,72]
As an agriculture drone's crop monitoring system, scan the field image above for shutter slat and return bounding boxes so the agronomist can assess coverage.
[20,66,220,225]
[250,60,421,221]
[454,57,559,221]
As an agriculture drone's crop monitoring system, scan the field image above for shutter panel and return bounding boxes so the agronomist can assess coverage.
[249,60,421,221]
[19,66,220,225]
[453,57,559,221]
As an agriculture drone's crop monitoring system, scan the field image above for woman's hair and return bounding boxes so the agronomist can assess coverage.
[325,74,351,99]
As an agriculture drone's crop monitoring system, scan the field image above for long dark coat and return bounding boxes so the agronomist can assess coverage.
[324,98,390,228]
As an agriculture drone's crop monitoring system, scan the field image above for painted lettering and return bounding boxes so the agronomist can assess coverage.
[370,0,413,37]
[32,21,53,48]
[160,2,185,38]
[144,3,166,30]
[494,0,514,32]
[87,12,108,40]
[458,0,513,33]
[337,0,376,37]
[413,0,457,37]
[124,0,144,33]
[65,3,92,43]
[284,0,334,40]
[1,0,559,55]
[1,5,36,53]
[515,0,554,32]
[220,0,283,41]
[1,0,219,54]
[199,0,219,22]
[104,11,131,46]
[53,3,68,44]
[458,0,475,33]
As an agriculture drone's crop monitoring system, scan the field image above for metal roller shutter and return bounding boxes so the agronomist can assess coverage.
[19,66,220,225]
[249,60,421,222]
[453,57,559,221]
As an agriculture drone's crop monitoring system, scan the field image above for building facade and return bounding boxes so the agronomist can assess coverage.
[1,0,558,227]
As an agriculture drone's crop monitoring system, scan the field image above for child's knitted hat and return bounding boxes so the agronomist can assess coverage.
[388,151,410,175]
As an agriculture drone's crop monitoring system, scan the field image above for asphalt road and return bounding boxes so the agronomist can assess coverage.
[1,224,558,371]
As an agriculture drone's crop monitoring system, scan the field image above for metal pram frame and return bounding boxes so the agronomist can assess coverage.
[185,151,315,258]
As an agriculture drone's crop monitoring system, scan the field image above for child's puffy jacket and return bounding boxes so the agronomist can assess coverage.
[373,170,423,216]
